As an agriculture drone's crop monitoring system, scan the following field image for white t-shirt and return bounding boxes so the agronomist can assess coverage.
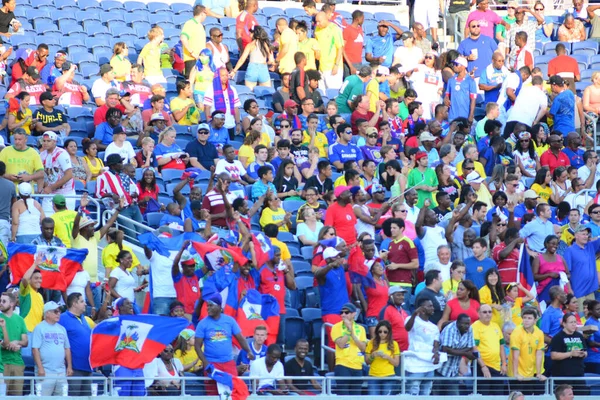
[104,141,136,164]
[404,315,441,373]
[91,78,120,101]
[578,164,600,189]
[249,357,284,390]
[425,260,451,281]
[110,267,137,301]
[40,147,74,194]
[66,270,90,298]
[421,226,448,268]
[149,252,176,298]
[215,159,247,182]
[507,85,548,126]
[496,72,521,113]
[393,46,424,71]
[203,84,240,129]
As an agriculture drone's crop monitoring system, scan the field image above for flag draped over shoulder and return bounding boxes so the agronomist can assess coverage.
[206,364,249,400]
[237,289,280,338]
[347,246,376,288]
[8,243,87,291]
[90,315,189,369]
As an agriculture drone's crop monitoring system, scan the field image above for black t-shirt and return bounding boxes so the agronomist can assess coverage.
[550,330,586,377]
[274,175,298,194]
[185,140,218,170]
[414,287,446,325]
[284,357,315,391]
[290,144,309,165]
[432,207,450,223]
[448,0,470,13]
[304,175,333,195]
[0,9,14,42]
[272,89,289,113]
[290,68,307,105]
[34,108,67,134]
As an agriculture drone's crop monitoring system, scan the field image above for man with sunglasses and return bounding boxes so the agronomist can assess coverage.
[457,19,497,79]
[541,132,571,174]
[471,304,507,395]
[562,132,585,169]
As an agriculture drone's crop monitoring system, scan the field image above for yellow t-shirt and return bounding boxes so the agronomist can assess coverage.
[442,278,461,297]
[534,142,549,158]
[366,78,380,113]
[72,231,102,283]
[181,18,207,62]
[315,23,343,73]
[479,286,505,328]
[509,297,524,325]
[531,183,552,204]
[238,145,255,167]
[510,325,545,378]
[475,185,494,209]
[259,132,272,148]
[51,209,78,248]
[175,347,203,370]
[19,282,44,332]
[102,242,141,276]
[138,42,163,78]
[110,55,132,81]
[83,156,104,181]
[333,175,365,188]
[365,340,400,377]
[10,108,32,134]
[301,131,329,158]
[331,320,367,370]
[270,237,291,261]
[260,207,289,232]
[278,27,298,74]
[194,68,215,95]
[297,38,319,71]
[472,320,504,370]
[170,96,200,126]
[456,160,487,179]
[0,146,44,190]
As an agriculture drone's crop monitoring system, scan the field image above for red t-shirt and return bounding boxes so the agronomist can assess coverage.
[381,304,410,351]
[54,80,84,106]
[365,279,389,318]
[236,11,258,51]
[7,80,48,106]
[324,202,357,246]
[94,104,126,126]
[540,149,571,174]
[446,298,480,323]
[173,272,201,314]
[548,54,580,79]
[351,110,380,135]
[492,242,520,284]
[386,237,418,284]
[136,182,159,214]
[342,24,364,64]
[259,265,286,313]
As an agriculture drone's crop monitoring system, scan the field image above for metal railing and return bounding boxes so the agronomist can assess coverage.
[101,208,154,244]
[33,193,102,228]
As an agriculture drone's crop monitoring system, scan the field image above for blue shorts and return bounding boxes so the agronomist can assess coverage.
[365,316,379,328]
[245,62,270,84]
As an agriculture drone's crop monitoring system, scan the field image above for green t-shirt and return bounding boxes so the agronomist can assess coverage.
[336,75,365,114]
[399,101,409,120]
[407,167,438,208]
[475,116,489,141]
[0,313,27,366]
[495,16,515,39]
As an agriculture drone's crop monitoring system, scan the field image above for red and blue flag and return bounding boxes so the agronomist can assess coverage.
[517,244,537,296]
[191,241,248,272]
[90,315,189,369]
[8,243,87,291]
[237,289,280,338]
[205,363,249,400]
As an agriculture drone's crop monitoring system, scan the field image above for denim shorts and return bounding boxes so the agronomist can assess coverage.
[365,316,379,328]
[245,62,270,84]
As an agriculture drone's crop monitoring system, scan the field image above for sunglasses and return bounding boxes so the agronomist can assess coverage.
[344,130,353,134]
[163,349,174,353]
[464,167,474,171]
[377,330,389,334]
[497,223,507,227]
[592,211,600,215]
[398,209,408,213]
[198,131,209,135]
[50,309,61,314]
[535,8,544,11]
[424,55,434,60]
[519,139,529,142]
[340,310,352,315]
[212,33,223,38]
[368,134,378,138]
[470,24,480,28]
[481,311,492,314]
[280,124,290,128]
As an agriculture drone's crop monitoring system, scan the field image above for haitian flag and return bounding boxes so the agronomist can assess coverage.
[205,364,249,400]
[517,244,537,296]
[252,232,274,268]
[137,232,205,258]
[237,289,280,338]
[347,246,377,289]
[191,241,248,272]
[90,315,189,369]
[8,243,87,291]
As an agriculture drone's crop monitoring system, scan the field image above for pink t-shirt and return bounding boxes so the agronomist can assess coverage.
[465,10,502,39]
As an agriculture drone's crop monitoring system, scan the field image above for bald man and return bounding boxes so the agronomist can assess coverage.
[314,12,344,90]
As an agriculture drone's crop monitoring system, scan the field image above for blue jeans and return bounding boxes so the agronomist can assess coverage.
[119,205,144,239]
[90,284,103,310]
[406,370,435,395]
[152,297,176,315]
[334,365,362,395]
[368,377,395,396]
[114,367,145,396]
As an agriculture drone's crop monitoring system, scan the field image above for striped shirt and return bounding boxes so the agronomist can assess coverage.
[438,321,475,377]
[96,169,131,207]
[201,189,226,227]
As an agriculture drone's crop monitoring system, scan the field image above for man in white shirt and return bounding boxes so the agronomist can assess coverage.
[496,66,531,128]
[142,246,176,316]
[250,344,290,395]
[579,150,600,189]
[40,131,74,215]
[91,64,119,106]
[505,75,548,134]
[405,189,421,224]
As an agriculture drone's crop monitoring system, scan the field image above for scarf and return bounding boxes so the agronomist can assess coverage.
[213,70,235,116]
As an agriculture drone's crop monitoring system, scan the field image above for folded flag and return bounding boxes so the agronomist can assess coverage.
[517,243,537,296]
[8,243,87,291]
[90,314,189,369]
[347,246,376,289]
[191,241,248,272]
[205,364,249,400]
[237,289,280,338]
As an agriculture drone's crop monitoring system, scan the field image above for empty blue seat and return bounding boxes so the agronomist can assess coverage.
[101,0,124,11]
[78,0,102,10]
[171,3,191,14]
[86,180,97,195]
[55,0,78,10]
[124,1,147,12]
[284,316,306,350]
[581,69,594,80]
[301,246,313,261]
[283,199,304,213]
[29,9,52,22]
[294,260,312,276]
[146,212,165,228]
[301,307,322,321]
[148,2,172,13]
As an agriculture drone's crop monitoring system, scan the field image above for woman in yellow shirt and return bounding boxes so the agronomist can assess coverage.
[442,261,466,299]
[365,320,400,396]
[532,123,549,158]
[531,166,552,204]
[238,130,261,168]
[259,194,291,232]
[138,26,166,85]
[479,268,506,328]
[82,138,105,181]
[174,329,203,374]
[110,42,132,82]
[8,92,33,134]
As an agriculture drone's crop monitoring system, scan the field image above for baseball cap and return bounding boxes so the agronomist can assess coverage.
[105,154,124,166]
[150,113,165,122]
[284,99,298,108]
[358,66,372,77]
[99,63,113,75]
[466,171,484,184]
[179,329,195,340]
[400,31,414,41]
[415,151,428,161]
[454,57,468,68]
[26,66,40,80]
[523,189,540,200]
[389,286,407,296]
[349,186,362,196]
[197,123,210,133]
[39,91,54,102]
[18,182,32,196]
[204,292,222,306]
[341,302,357,313]
[52,194,66,206]
[213,112,225,120]
[365,126,378,136]
[180,251,196,266]
[42,131,58,141]
[333,185,350,197]
[366,183,385,196]
[420,132,436,142]
[548,75,565,86]
[43,301,61,314]
[574,225,592,233]
[323,247,340,259]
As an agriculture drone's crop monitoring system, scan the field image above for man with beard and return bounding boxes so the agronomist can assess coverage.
[284,339,322,394]
[289,128,309,167]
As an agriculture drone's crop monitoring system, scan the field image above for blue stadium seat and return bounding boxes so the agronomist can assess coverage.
[167,182,188,196]
[158,194,172,205]
[283,199,304,213]
[162,169,185,183]
[536,62,548,79]
[146,212,165,228]
[576,81,587,97]
[101,0,124,11]
[301,307,322,322]
[126,13,149,25]
[148,2,172,13]
[301,246,313,261]
[55,0,78,10]
[29,9,52,22]
[67,107,93,120]
[294,260,312,276]
[71,52,95,63]
[571,53,590,69]
[35,22,60,34]
[283,316,306,349]
[277,231,295,243]
[84,23,109,36]
[171,3,191,14]
[582,69,595,80]
[534,54,554,64]
[76,10,100,23]
[78,0,102,11]
[124,1,147,12]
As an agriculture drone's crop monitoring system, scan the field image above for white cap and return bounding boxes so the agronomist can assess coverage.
[454,57,468,68]
[323,247,340,259]
[466,171,484,184]
[18,182,32,196]
[42,131,58,141]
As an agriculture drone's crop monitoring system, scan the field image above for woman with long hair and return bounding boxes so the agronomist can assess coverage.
[273,159,299,199]
[8,91,33,134]
[108,250,139,313]
[365,320,399,396]
[259,191,291,232]
[65,138,91,185]
[550,166,571,206]
[11,182,44,243]
[82,138,104,181]
[488,164,506,194]
[174,329,202,374]
[436,163,459,204]
[532,235,572,303]
[532,123,550,157]
[410,50,443,120]
[110,41,132,82]
[438,279,480,329]
[479,268,505,328]
[137,168,160,214]
[440,49,459,87]
[513,131,539,179]
[230,25,275,89]
[531,166,552,204]
[442,261,466,299]
[238,130,262,168]
[384,159,406,198]
[360,258,389,338]
[504,282,535,325]
[390,202,416,240]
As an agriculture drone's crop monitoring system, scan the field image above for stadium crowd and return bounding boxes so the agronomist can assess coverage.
[0,0,600,397]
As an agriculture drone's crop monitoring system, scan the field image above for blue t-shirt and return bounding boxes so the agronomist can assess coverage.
[464,256,497,289]
[445,75,477,121]
[563,240,600,297]
[561,147,585,169]
[40,63,62,86]
[195,314,241,363]
[58,311,92,372]
[585,317,600,364]
[93,122,116,145]
[457,36,498,78]
[549,90,575,137]
[247,161,275,180]
[209,126,230,147]
[365,32,395,67]
[236,341,267,365]
[540,305,564,354]
[479,66,506,103]
[318,265,349,316]
[328,142,363,166]
[477,136,490,154]
[159,214,184,227]
[155,142,184,158]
